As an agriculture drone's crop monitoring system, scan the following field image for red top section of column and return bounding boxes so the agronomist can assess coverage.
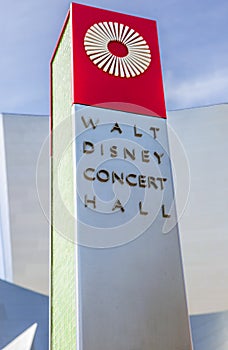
[71,3,166,118]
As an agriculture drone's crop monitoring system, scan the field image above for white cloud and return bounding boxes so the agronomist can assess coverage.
[166,69,228,110]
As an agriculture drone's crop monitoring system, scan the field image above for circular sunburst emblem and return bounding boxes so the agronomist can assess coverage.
[84,22,151,78]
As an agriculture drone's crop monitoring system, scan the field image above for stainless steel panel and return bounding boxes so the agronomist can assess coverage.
[74,105,192,350]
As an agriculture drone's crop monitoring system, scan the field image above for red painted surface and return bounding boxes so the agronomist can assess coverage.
[70,3,166,118]
[107,41,129,58]
[50,2,167,152]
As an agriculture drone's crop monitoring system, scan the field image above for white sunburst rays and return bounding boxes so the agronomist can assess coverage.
[84,22,151,78]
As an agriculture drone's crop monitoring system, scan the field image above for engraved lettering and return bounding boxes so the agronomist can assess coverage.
[148,176,158,189]
[84,168,95,181]
[110,145,118,158]
[126,174,137,186]
[84,195,96,209]
[157,177,167,190]
[100,144,104,156]
[139,175,146,188]
[112,172,124,185]
[111,122,122,134]
[142,150,150,163]
[124,147,135,161]
[150,127,160,139]
[134,125,142,137]
[83,141,94,154]
[97,170,109,183]
[162,204,171,218]
[139,201,148,215]
[112,199,125,212]
[154,151,164,164]
[81,116,99,129]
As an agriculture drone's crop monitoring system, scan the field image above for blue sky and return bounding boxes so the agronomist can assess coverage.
[0,0,227,115]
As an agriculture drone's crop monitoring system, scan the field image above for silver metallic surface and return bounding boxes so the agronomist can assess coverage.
[168,104,228,314]
[73,105,192,350]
